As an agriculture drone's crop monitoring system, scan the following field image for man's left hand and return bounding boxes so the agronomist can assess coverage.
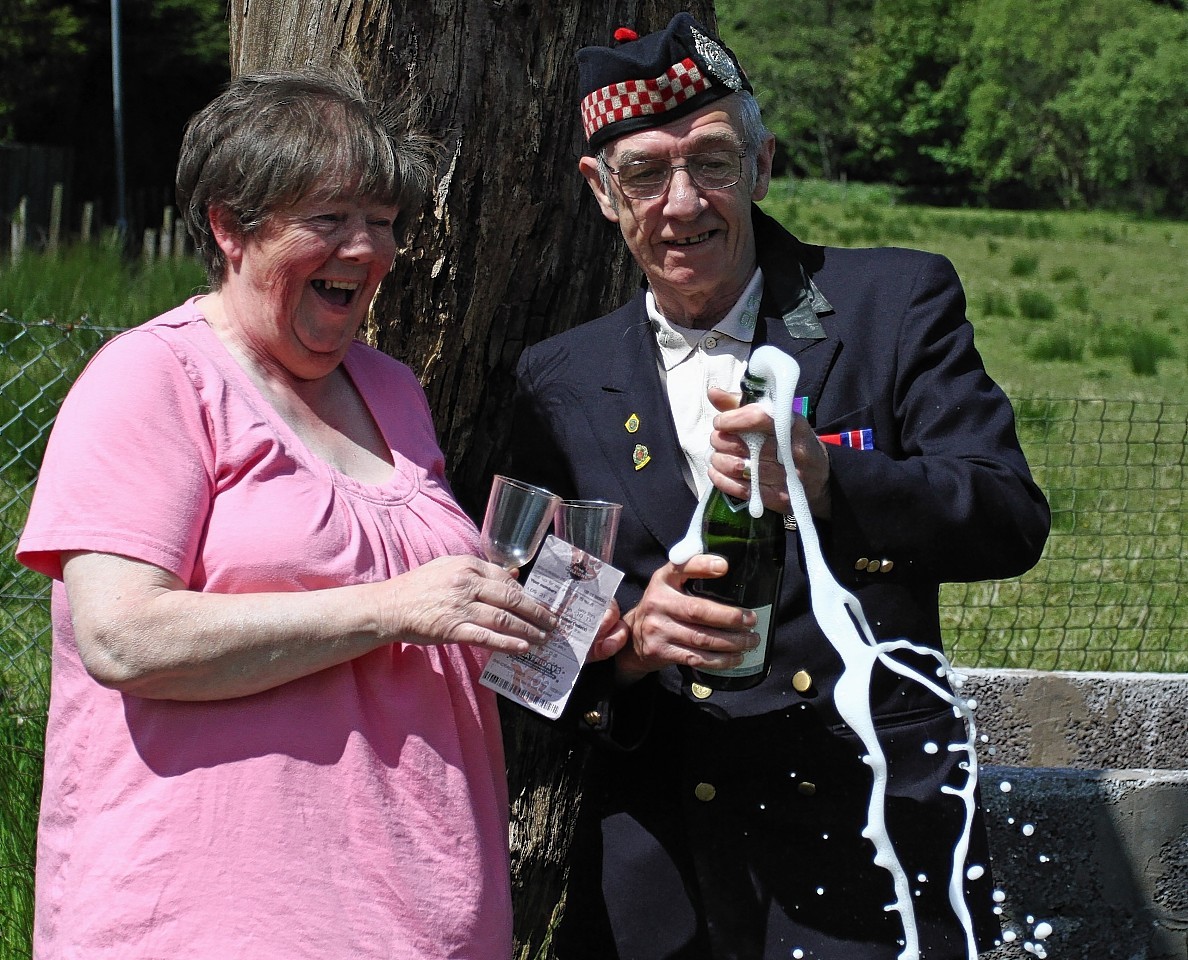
[707,386,831,518]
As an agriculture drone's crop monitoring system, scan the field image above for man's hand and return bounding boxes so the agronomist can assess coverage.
[586,601,630,663]
[706,385,831,518]
[616,555,759,685]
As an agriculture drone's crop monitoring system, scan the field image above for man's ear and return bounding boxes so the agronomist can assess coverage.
[208,205,245,267]
[578,156,621,224]
[751,134,776,203]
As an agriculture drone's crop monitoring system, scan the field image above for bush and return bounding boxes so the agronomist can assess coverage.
[1125,331,1176,376]
[1010,252,1040,277]
[1017,289,1058,320]
[1029,331,1083,362]
[1091,324,1176,375]
[980,288,1014,317]
[1062,284,1091,312]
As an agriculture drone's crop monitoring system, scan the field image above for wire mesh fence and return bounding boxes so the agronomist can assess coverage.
[944,397,1186,673]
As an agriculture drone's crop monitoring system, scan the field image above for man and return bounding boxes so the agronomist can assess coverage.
[510,13,1050,959]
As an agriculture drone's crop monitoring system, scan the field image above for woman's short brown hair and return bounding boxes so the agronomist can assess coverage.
[176,65,437,287]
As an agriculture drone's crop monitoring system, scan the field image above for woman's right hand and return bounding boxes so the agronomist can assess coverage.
[383,554,557,654]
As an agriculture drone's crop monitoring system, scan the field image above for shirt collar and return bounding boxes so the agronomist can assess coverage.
[648,268,765,371]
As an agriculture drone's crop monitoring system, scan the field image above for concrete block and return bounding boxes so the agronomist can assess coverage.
[961,669,1188,770]
[978,767,1188,960]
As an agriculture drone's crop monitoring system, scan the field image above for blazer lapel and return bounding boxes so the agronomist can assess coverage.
[750,210,843,418]
[753,301,841,423]
[597,302,700,552]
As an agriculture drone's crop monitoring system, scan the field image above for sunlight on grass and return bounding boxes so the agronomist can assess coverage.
[0,236,207,329]
[761,179,1188,404]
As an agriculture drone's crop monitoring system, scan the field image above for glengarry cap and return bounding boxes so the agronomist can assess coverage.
[577,13,752,153]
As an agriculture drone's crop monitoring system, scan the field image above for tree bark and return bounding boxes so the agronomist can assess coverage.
[227,3,714,956]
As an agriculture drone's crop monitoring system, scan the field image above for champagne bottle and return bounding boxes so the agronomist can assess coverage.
[684,370,786,691]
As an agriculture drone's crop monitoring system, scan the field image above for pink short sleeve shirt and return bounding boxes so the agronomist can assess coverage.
[18,300,512,959]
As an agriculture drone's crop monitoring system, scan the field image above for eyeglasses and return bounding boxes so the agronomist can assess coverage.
[603,149,748,200]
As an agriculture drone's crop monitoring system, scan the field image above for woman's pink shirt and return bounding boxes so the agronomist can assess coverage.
[18,301,512,959]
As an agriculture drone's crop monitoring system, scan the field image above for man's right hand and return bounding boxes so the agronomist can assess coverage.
[616,555,759,685]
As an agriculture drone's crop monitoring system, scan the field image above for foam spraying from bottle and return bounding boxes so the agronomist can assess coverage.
[670,345,981,960]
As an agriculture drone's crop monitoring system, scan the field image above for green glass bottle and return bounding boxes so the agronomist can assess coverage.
[684,370,787,691]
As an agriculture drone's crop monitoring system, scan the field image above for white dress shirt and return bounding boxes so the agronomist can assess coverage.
[647,268,764,499]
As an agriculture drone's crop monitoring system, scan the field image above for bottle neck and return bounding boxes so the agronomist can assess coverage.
[740,375,767,407]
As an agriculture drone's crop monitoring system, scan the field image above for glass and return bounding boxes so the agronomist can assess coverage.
[479,475,561,570]
[604,149,747,200]
[553,499,622,562]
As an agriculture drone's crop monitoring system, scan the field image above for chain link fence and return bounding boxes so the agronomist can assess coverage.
[945,397,1186,673]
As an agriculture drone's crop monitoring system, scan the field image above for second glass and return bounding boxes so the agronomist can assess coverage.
[553,499,622,562]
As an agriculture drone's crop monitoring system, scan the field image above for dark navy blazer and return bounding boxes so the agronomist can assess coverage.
[510,207,1050,959]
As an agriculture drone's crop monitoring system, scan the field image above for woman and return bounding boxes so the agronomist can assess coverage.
[18,67,603,958]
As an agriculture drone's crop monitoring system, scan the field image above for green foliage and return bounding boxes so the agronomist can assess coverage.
[938,0,1137,204]
[4,0,230,235]
[980,288,1014,318]
[1028,330,1082,362]
[0,710,43,958]
[0,0,85,138]
[1053,8,1188,214]
[1009,252,1039,278]
[760,178,1188,402]
[0,240,207,327]
[1061,283,1091,312]
[716,0,873,178]
[726,0,1188,214]
[1092,324,1177,376]
[1017,289,1057,321]
[847,0,971,193]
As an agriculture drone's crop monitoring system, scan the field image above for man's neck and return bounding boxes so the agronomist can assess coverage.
[650,271,760,331]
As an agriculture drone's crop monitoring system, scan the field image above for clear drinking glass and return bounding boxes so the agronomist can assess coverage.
[552,499,622,562]
[479,475,561,570]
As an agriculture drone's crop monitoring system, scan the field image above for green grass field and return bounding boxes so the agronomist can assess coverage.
[761,180,1187,404]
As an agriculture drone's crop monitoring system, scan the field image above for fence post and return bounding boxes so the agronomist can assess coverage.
[10,197,27,266]
[172,217,187,259]
[160,207,173,260]
[142,228,157,265]
[49,184,64,253]
[81,203,94,245]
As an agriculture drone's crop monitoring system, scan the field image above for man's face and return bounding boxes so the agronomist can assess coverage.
[580,96,774,328]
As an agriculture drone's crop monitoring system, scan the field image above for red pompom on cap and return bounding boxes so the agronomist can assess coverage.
[613,27,639,43]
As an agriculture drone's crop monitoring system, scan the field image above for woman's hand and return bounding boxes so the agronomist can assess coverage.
[382,554,556,654]
[62,550,555,702]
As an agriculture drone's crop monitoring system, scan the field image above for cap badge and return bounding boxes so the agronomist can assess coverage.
[691,27,743,92]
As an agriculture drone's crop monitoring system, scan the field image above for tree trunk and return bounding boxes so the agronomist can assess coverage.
[228,3,714,956]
